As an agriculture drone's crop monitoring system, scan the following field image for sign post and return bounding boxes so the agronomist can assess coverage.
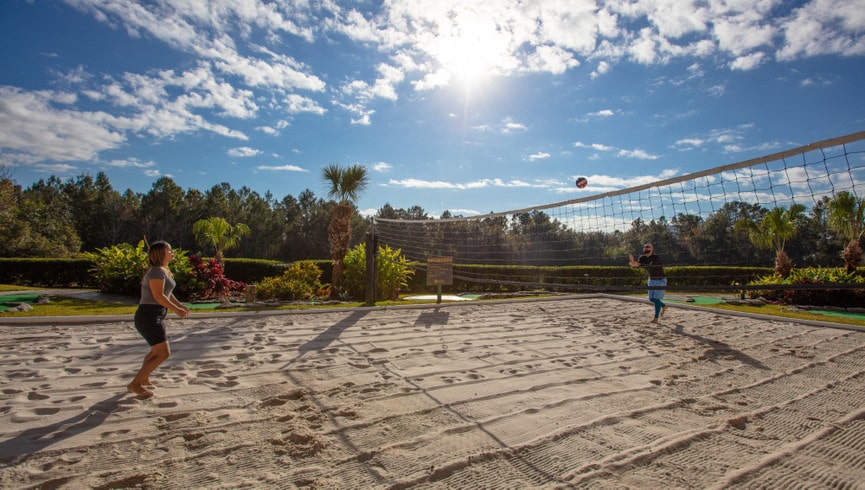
[426,257,453,304]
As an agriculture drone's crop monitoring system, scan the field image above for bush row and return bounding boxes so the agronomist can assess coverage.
[0,258,98,288]
[0,257,332,290]
[402,264,774,294]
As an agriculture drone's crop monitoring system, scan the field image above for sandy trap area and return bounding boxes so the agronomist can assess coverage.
[2,296,865,489]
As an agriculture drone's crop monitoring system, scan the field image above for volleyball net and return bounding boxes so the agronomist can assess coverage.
[374,131,865,294]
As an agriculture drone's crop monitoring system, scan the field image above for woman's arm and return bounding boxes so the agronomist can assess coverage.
[148,278,189,317]
[168,293,190,315]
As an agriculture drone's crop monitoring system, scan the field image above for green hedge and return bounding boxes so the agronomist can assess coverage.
[221,258,289,284]
[404,264,773,294]
[0,257,334,290]
[0,257,770,294]
[0,258,97,288]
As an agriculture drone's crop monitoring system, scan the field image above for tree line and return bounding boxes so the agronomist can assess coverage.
[0,171,368,261]
[1,169,862,274]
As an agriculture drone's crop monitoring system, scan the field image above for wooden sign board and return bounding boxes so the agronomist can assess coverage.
[426,256,453,286]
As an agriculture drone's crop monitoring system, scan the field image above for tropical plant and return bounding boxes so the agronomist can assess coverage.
[343,243,414,301]
[192,216,251,264]
[746,266,865,307]
[187,254,246,300]
[735,205,805,278]
[254,260,324,301]
[826,191,865,273]
[84,240,195,297]
[321,164,368,298]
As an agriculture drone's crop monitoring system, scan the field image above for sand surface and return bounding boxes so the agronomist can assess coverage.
[2,296,865,489]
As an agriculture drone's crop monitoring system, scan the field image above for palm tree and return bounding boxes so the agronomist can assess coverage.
[735,204,805,278]
[322,164,368,298]
[192,216,250,264]
[827,191,865,273]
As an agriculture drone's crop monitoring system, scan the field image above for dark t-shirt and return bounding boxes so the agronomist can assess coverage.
[638,254,665,279]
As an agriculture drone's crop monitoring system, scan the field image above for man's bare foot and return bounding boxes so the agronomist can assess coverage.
[660,306,667,318]
[127,383,154,399]
[650,318,659,324]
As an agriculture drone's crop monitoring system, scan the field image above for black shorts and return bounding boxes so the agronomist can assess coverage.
[134,304,168,346]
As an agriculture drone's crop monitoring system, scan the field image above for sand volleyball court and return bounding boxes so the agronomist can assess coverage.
[2,296,865,488]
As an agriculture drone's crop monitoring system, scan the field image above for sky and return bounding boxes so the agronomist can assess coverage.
[1,0,864,219]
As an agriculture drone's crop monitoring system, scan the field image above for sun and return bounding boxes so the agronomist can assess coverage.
[432,14,507,90]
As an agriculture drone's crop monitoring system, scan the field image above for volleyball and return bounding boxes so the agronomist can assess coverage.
[575,177,588,188]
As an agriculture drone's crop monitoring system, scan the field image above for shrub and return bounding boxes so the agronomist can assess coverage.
[747,267,865,307]
[254,260,324,301]
[83,241,196,298]
[0,258,95,287]
[222,258,289,283]
[188,254,246,300]
[344,243,414,301]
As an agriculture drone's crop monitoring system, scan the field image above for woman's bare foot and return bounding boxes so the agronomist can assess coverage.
[127,383,154,399]
[142,379,155,387]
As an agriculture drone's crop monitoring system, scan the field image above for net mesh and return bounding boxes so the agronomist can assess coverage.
[374,131,865,293]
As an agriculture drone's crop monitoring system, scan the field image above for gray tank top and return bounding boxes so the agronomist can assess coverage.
[139,267,176,305]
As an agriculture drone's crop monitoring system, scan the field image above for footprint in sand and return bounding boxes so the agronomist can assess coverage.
[216,376,239,388]
[100,428,132,439]
[197,369,224,378]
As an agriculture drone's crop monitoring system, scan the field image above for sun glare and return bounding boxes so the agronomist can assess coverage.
[432,13,508,90]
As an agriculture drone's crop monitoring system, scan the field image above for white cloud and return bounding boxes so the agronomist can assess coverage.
[590,60,611,79]
[104,157,156,168]
[587,109,615,118]
[528,152,551,162]
[778,0,865,60]
[371,162,392,172]
[574,142,615,152]
[8,0,864,176]
[617,148,659,160]
[284,94,326,115]
[502,117,527,134]
[674,125,772,152]
[0,86,126,164]
[730,52,766,70]
[386,178,537,190]
[228,147,262,157]
[575,140,657,159]
[257,164,307,172]
[443,208,481,216]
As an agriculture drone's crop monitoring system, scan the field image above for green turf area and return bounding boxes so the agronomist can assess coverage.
[666,295,726,305]
[807,309,865,321]
[0,294,42,312]
[669,295,865,322]
[187,303,223,310]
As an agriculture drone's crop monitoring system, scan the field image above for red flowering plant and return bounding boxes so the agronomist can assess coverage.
[188,254,246,300]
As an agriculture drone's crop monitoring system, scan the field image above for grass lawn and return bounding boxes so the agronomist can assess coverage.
[1,285,863,328]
